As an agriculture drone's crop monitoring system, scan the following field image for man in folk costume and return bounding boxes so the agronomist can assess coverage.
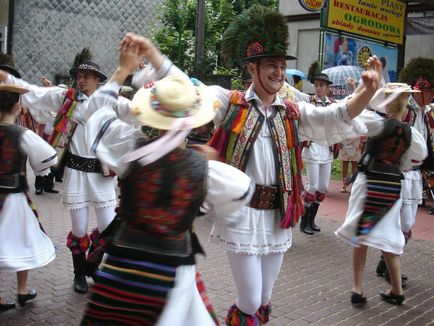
[0,60,117,294]
[300,73,337,235]
[376,62,434,285]
[80,33,254,325]
[207,5,381,325]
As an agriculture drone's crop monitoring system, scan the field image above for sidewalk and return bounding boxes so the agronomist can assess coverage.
[0,179,433,325]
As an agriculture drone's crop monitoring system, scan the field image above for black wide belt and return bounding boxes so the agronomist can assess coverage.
[249,184,281,210]
[64,151,102,173]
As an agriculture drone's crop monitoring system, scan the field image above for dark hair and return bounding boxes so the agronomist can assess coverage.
[0,91,20,114]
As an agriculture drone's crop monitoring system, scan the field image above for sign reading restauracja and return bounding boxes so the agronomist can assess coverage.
[321,0,406,44]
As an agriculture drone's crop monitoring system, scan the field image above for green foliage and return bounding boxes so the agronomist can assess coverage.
[151,0,278,77]
[399,57,434,86]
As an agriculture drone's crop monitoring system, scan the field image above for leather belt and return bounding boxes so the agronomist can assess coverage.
[64,150,102,173]
[249,184,280,210]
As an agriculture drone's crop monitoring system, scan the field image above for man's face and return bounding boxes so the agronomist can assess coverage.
[314,80,329,99]
[76,71,100,95]
[413,88,432,106]
[251,57,287,94]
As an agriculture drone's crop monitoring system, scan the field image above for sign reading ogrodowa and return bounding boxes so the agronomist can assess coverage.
[322,0,406,45]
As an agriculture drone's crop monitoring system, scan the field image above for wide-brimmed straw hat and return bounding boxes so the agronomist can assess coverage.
[130,75,218,130]
[384,82,420,94]
[69,60,107,82]
[0,84,29,94]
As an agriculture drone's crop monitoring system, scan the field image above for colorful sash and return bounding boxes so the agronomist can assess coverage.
[209,91,304,228]
[48,89,79,165]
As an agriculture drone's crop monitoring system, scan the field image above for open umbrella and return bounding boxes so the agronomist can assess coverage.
[321,65,362,86]
[286,68,306,80]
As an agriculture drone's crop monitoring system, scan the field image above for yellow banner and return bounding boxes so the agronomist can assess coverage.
[325,0,406,44]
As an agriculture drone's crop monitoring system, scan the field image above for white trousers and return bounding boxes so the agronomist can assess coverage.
[227,251,284,315]
[70,206,116,238]
[305,161,332,195]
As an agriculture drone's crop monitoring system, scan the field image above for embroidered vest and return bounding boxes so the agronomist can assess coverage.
[209,91,303,228]
[402,102,434,170]
[0,124,27,193]
[47,88,80,163]
[110,146,207,265]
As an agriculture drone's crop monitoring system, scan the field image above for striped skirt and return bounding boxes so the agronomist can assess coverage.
[81,255,176,326]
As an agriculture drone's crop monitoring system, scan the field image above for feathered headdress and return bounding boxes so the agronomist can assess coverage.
[307,61,321,84]
[221,5,296,64]
[399,57,434,89]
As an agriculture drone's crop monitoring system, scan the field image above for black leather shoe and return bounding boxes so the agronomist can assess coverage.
[17,290,37,307]
[376,256,387,276]
[384,269,408,288]
[74,274,88,294]
[350,291,367,305]
[0,301,15,313]
[380,290,404,305]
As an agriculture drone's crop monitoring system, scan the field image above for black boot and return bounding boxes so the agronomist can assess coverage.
[52,166,63,183]
[300,206,314,235]
[309,202,321,232]
[43,173,59,193]
[376,255,387,276]
[72,253,88,294]
[35,176,44,195]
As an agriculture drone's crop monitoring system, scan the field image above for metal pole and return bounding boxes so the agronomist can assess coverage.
[194,0,205,75]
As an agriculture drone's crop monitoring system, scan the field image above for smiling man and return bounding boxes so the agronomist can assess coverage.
[206,5,382,325]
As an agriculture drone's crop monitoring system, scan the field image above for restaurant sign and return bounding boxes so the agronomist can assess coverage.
[322,0,406,44]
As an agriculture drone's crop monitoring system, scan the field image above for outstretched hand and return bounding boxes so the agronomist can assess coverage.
[360,56,381,93]
[120,33,163,69]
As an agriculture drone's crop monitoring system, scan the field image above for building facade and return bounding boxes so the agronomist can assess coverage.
[0,0,164,84]
[280,0,434,93]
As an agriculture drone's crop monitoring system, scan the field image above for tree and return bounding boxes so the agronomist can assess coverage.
[151,0,278,76]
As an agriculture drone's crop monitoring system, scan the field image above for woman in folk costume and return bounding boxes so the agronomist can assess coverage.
[0,59,117,294]
[300,73,336,235]
[376,62,434,285]
[335,83,427,305]
[80,34,253,326]
[207,6,381,325]
[0,84,57,311]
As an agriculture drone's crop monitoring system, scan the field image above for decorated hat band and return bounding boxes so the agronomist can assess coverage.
[413,78,431,90]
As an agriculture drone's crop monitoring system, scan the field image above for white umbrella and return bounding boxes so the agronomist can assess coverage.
[321,65,362,86]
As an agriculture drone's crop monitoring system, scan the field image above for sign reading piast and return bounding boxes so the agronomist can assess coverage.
[322,0,406,44]
[298,0,328,12]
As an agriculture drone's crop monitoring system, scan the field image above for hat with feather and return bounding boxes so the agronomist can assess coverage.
[221,5,296,64]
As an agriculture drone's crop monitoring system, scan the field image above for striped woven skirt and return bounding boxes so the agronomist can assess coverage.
[81,255,176,326]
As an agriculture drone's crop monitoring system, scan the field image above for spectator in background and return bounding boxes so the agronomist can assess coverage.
[293,75,303,92]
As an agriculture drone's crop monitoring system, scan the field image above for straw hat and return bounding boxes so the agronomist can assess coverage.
[384,82,420,94]
[130,75,218,130]
[0,84,29,94]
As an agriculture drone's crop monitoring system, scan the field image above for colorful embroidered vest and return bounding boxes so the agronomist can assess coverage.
[209,90,303,228]
[111,146,207,265]
[0,124,27,193]
[403,99,434,170]
[48,88,79,162]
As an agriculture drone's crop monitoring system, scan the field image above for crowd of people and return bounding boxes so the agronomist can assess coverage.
[0,5,433,325]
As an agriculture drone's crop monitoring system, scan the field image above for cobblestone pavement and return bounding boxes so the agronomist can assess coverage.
[1,178,433,325]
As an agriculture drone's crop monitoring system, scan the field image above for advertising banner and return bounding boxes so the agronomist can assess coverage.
[322,31,398,99]
[298,0,328,12]
[321,0,406,45]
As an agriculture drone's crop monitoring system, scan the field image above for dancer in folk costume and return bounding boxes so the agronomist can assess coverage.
[206,6,381,324]
[376,68,434,285]
[300,73,337,235]
[80,33,253,326]
[0,60,117,294]
[335,83,427,305]
[0,84,57,311]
